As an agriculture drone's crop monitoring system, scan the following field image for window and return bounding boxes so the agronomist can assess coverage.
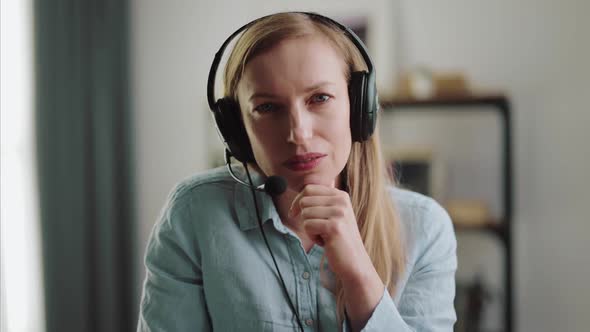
[1,0,46,331]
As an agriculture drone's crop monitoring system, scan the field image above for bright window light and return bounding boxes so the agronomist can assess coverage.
[1,0,46,331]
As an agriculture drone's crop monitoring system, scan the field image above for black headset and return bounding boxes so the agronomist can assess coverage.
[207,12,379,163]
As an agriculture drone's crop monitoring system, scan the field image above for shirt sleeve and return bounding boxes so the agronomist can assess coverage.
[137,191,212,332]
[343,198,457,332]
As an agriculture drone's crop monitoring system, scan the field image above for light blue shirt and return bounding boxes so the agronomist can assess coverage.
[137,166,457,331]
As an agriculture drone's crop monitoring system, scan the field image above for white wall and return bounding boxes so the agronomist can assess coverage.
[132,1,590,331]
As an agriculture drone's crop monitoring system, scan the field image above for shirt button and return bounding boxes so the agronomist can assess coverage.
[305,319,313,326]
[302,271,310,280]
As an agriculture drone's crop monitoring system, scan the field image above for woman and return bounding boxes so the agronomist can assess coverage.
[138,12,456,332]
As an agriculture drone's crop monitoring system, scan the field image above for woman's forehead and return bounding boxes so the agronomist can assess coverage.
[238,36,347,97]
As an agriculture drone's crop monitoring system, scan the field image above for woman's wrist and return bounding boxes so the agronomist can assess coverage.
[341,265,385,331]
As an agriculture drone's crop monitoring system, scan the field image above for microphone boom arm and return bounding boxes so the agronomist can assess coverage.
[225,149,265,191]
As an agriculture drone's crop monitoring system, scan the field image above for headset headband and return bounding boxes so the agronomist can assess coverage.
[207,11,374,109]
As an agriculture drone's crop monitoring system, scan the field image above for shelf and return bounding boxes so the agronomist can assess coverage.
[380,93,513,225]
[380,93,514,332]
[453,220,507,241]
[380,94,509,111]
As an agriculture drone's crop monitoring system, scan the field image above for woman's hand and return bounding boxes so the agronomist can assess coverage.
[289,184,386,331]
[288,184,373,285]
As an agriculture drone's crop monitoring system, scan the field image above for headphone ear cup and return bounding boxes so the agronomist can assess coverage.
[349,71,378,142]
[364,70,378,140]
[213,97,255,162]
[349,71,367,142]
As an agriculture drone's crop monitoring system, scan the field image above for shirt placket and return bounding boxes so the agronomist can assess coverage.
[285,235,319,331]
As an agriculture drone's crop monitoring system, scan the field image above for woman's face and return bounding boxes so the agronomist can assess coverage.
[237,35,352,191]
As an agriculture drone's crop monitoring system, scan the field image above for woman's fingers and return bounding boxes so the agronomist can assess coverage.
[289,185,348,217]
[302,219,328,246]
[289,184,334,216]
[303,219,328,234]
[300,206,344,220]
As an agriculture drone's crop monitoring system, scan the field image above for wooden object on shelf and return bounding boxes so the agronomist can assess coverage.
[445,199,491,227]
[393,69,471,100]
[435,73,469,97]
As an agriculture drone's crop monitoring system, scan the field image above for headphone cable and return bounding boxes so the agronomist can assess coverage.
[243,162,305,332]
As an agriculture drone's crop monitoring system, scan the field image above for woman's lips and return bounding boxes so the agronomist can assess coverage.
[283,153,326,171]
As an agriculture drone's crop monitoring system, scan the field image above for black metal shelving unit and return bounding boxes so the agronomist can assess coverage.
[381,94,514,332]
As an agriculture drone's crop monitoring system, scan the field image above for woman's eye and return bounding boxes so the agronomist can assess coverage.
[253,103,276,113]
[311,94,331,104]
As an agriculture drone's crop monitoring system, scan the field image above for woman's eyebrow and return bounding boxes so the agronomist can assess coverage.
[303,81,335,93]
[248,82,336,101]
[248,92,278,102]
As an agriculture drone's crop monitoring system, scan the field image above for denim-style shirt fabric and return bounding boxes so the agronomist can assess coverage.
[137,166,457,331]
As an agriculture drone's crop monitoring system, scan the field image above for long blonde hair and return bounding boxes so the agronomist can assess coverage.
[223,12,405,323]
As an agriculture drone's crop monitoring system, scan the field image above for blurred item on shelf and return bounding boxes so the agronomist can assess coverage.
[384,146,448,203]
[393,67,471,100]
[455,276,493,332]
[445,199,491,227]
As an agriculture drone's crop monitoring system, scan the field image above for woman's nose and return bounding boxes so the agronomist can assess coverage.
[286,106,312,144]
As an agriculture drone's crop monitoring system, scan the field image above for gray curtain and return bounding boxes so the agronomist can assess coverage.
[34,1,135,331]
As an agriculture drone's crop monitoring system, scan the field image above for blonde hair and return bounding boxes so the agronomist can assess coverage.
[223,12,405,324]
